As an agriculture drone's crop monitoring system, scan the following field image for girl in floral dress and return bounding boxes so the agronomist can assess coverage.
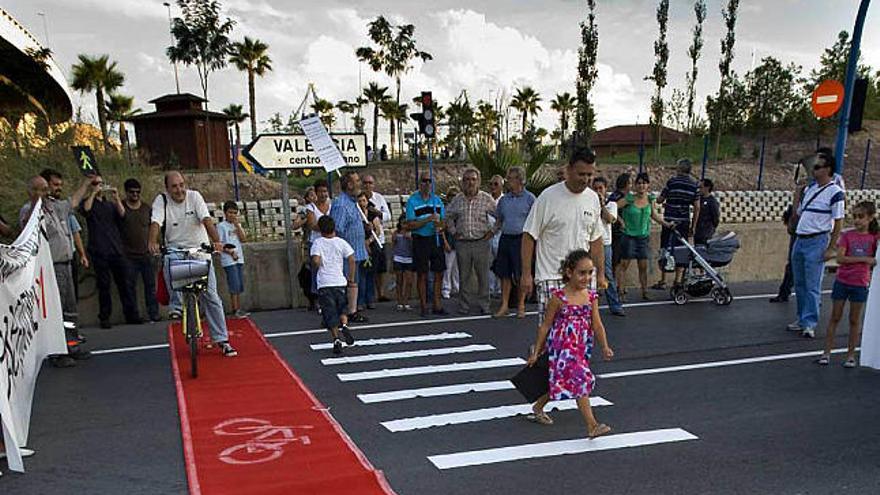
[527,249,614,438]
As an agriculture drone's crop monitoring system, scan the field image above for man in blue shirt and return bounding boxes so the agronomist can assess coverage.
[406,177,449,317]
[330,171,369,323]
[492,166,535,318]
[655,159,701,289]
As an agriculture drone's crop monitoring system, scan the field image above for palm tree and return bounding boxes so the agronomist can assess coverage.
[510,86,542,139]
[336,100,356,131]
[446,96,475,158]
[311,99,336,129]
[71,54,124,150]
[222,103,248,147]
[229,36,272,141]
[354,96,368,133]
[105,93,140,148]
[550,92,577,145]
[363,82,391,154]
[475,101,500,147]
[380,101,408,159]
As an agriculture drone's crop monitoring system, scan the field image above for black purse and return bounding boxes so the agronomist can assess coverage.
[510,348,550,403]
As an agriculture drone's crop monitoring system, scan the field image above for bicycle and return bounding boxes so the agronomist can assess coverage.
[164,244,214,378]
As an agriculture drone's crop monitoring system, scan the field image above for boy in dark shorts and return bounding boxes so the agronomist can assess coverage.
[310,216,357,354]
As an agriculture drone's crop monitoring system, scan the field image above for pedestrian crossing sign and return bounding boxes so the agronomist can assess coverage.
[71,146,98,176]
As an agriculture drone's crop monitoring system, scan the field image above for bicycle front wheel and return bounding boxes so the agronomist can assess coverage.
[185,293,199,378]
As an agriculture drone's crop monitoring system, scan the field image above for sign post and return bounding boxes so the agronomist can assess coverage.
[243,128,367,308]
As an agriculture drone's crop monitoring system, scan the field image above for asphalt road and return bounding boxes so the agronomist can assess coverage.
[4,281,880,495]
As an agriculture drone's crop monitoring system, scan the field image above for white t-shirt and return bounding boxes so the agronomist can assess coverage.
[151,190,211,249]
[602,201,618,247]
[367,191,390,243]
[523,181,604,282]
[217,220,244,267]
[796,181,845,235]
[310,236,354,289]
[306,201,331,243]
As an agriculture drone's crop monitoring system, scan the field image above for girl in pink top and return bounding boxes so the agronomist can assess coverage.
[819,201,879,368]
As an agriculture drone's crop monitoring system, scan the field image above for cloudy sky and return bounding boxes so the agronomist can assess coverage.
[5,0,879,144]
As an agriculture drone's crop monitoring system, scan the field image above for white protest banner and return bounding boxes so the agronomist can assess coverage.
[299,115,350,173]
[0,201,67,472]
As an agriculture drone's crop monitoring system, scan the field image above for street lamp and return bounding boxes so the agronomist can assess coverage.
[163,2,181,94]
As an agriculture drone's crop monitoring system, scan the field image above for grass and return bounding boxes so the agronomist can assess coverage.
[592,135,742,166]
[0,139,160,231]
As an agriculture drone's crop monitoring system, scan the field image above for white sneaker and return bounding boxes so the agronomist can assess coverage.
[786,320,802,332]
[0,447,35,459]
[801,327,815,338]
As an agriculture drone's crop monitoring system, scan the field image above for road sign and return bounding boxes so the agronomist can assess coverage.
[71,146,98,176]
[242,132,367,170]
[811,80,845,118]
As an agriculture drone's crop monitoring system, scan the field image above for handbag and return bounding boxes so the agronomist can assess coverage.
[510,350,550,403]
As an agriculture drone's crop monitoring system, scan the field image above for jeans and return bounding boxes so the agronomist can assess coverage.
[164,252,228,343]
[776,234,796,299]
[128,256,159,320]
[357,260,375,307]
[93,253,139,323]
[603,245,623,312]
[54,261,80,351]
[791,233,828,329]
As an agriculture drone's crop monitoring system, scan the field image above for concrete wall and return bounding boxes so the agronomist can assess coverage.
[74,221,791,326]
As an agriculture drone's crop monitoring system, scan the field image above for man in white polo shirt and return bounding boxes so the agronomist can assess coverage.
[521,146,607,321]
[788,152,845,338]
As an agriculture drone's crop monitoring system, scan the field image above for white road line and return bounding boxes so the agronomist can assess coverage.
[358,380,514,404]
[356,345,857,403]
[596,347,857,380]
[337,358,526,382]
[381,398,613,432]
[263,290,831,338]
[427,428,698,470]
[91,343,169,355]
[310,332,472,350]
[320,344,496,366]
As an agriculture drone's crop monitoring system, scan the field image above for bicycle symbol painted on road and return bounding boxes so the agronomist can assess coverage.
[214,418,314,465]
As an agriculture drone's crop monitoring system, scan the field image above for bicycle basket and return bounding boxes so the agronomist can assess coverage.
[169,259,211,289]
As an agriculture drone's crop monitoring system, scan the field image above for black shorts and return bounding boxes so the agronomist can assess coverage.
[369,241,387,273]
[412,234,446,274]
[493,234,523,279]
[318,286,348,330]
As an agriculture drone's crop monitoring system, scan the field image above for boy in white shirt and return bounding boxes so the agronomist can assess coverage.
[218,201,249,318]
[310,216,357,354]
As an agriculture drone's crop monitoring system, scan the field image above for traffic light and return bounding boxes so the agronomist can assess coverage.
[420,91,435,138]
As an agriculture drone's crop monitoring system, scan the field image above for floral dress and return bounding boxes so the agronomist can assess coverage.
[547,287,597,400]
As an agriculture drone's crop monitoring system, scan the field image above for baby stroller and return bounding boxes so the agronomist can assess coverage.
[663,229,740,306]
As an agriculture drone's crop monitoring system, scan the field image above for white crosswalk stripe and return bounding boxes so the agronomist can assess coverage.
[380,398,612,432]
[357,380,514,404]
[310,332,472,350]
[336,358,526,382]
[427,428,699,469]
[320,344,496,365]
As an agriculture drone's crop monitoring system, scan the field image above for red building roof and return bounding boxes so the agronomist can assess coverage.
[591,124,688,147]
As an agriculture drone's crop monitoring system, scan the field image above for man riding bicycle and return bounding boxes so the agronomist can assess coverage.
[148,171,238,357]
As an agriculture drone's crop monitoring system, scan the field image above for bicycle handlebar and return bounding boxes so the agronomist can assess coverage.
[160,243,214,256]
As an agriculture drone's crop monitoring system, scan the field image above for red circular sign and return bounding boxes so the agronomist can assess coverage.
[811,80,845,118]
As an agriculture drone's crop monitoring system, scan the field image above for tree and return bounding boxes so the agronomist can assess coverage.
[71,54,124,150]
[336,100,356,131]
[311,98,336,129]
[575,0,599,145]
[743,57,806,130]
[685,0,707,133]
[475,101,500,148]
[353,96,368,133]
[380,100,407,158]
[446,94,475,158]
[167,0,235,168]
[666,88,686,131]
[713,0,739,164]
[646,0,669,157]
[105,93,140,162]
[222,103,248,147]
[363,82,391,154]
[510,86,542,141]
[550,92,577,146]
[229,36,272,140]
[356,16,432,155]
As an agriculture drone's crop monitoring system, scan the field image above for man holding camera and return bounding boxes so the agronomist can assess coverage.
[79,175,141,328]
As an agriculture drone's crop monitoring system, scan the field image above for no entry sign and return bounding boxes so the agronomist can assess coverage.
[811,80,845,118]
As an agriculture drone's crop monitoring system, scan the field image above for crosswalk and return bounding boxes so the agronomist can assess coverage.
[307,326,699,470]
